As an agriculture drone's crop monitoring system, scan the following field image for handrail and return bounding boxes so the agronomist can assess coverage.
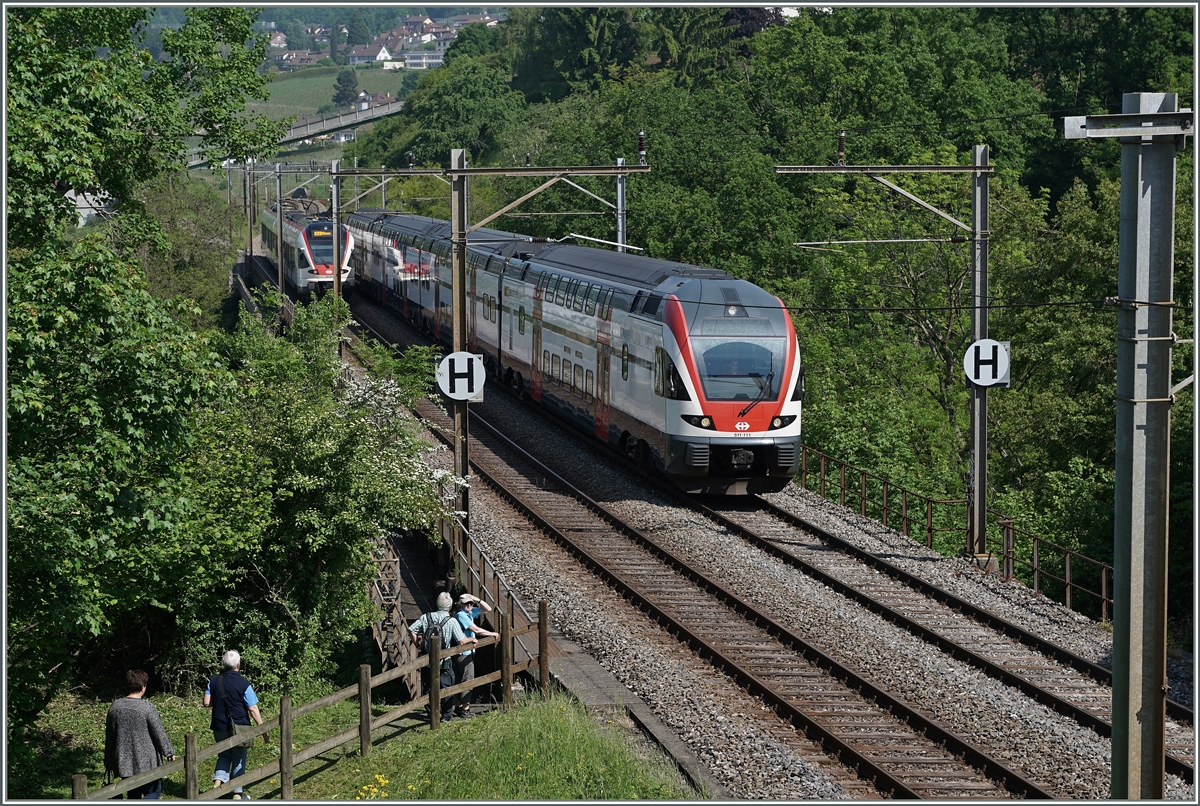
[798,445,1114,621]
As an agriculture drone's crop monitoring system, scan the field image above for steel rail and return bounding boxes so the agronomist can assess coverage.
[746,490,1195,734]
[683,496,1194,785]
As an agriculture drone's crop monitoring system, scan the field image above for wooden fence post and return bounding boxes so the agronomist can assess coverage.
[280,696,293,800]
[359,664,372,757]
[539,600,550,697]
[839,462,846,507]
[926,499,934,548]
[185,731,199,799]
[819,453,826,498]
[501,612,513,711]
[860,471,867,516]
[71,774,87,799]
[429,639,442,730]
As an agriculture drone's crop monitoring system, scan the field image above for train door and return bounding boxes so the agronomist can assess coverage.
[595,297,612,441]
[530,273,545,401]
[496,261,506,378]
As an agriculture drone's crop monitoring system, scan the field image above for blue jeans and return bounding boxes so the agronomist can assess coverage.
[212,730,248,793]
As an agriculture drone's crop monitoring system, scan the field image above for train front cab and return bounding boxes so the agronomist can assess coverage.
[661,280,803,495]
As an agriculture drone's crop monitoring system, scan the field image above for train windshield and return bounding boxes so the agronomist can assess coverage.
[305,224,345,266]
[692,337,787,401]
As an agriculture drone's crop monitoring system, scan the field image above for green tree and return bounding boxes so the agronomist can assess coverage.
[510,8,644,102]
[124,172,241,330]
[346,9,372,47]
[157,293,443,695]
[383,60,526,164]
[443,21,497,65]
[6,7,287,250]
[646,7,732,88]
[6,238,230,733]
[333,67,359,106]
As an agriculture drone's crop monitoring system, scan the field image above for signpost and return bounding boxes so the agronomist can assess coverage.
[437,352,485,403]
[962,339,1010,388]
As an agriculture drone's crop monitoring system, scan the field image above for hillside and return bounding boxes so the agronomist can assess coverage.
[251,67,418,121]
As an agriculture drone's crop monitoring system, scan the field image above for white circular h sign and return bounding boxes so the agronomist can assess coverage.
[963,339,1010,387]
[437,352,485,401]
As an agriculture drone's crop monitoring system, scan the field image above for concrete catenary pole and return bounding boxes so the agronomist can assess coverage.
[1111,92,1181,800]
[332,158,341,298]
[450,149,470,530]
[275,164,284,293]
[968,144,990,556]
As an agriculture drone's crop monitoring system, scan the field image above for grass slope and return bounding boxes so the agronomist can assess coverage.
[11,687,697,800]
[252,67,418,122]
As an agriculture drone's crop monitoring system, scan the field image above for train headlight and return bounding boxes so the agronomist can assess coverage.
[682,414,716,430]
[768,415,796,431]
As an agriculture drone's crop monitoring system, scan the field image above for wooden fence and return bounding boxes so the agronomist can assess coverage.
[71,602,549,800]
[798,445,1114,620]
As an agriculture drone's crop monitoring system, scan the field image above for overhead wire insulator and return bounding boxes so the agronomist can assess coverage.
[637,129,647,165]
[407,151,415,170]
[837,130,846,165]
[525,152,531,167]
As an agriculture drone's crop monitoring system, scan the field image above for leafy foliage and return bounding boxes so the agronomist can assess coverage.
[333,67,360,106]
[6,7,287,250]
[6,237,229,733]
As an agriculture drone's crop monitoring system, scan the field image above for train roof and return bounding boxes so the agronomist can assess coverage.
[348,210,735,291]
[526,244,732,290]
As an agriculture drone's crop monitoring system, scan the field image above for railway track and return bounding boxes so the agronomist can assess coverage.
[345,293,1191,797]
[439,401,1053,798]
[679,495,1196,782]
[348,308,1053,798]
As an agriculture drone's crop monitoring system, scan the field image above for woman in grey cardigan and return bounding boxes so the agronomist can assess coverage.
[104,669,176,799]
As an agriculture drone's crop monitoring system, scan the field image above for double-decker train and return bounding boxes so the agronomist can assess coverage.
[344,210,805,495]
[260,201,354,298]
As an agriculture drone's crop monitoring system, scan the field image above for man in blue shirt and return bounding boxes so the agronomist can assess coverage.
[203,651,267,800]
[453,593,498,719]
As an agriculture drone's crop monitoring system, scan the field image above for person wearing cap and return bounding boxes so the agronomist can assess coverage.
[453,593,498,719]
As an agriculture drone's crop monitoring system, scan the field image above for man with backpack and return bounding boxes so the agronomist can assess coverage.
[409,592,477,721]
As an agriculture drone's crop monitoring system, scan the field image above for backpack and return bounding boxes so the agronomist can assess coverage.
[419,612,454,655]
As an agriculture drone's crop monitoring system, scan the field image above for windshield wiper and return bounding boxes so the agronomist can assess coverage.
[738,371,774,417]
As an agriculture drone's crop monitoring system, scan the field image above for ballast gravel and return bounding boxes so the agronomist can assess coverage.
[351,295,1195,800]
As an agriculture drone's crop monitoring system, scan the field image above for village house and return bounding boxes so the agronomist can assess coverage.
[268,31,288,48]
[346,43,391,65]
[448,14,497,29]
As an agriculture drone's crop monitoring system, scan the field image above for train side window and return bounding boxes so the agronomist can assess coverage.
[573,363,583,395]
[642,294,663,318]
[585,285,601,316]
[601,289,614,320]
[630,290,645,314]
[556,278,569,307]
[518,306,526,335]
[542,349,550,375]
[551,354,561,383]
[563,360,572,389]
[653,347,666,397]
[585,369,594,403]
[621,344,630,381]
[547,274,561,303]
[573,282,589,312]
